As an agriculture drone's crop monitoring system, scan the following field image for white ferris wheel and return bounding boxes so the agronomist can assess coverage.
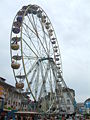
[10,4,72,113]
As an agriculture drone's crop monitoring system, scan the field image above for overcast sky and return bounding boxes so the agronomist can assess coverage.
[0,0,90,103]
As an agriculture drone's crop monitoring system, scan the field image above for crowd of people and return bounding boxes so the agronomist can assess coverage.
[11,114,86,120]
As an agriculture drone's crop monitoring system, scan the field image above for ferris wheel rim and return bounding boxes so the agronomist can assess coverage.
[10,4,63,113]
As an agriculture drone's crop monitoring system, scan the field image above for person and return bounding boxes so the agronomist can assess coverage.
[43,118,47,120]
[50,116,55,120]
[59,116,62,120]
[62,115,66,120]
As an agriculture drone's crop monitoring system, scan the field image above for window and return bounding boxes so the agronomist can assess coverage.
[8,100,10,104]
[67,99,70,104]
[16,102,17,106]
[67,107,70,111]
[67,92,70,98]
[19,102,20,105]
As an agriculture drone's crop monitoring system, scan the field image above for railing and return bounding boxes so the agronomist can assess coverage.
[5,110,17,120]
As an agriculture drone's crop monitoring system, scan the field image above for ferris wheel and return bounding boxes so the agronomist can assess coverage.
[10,4,70,113]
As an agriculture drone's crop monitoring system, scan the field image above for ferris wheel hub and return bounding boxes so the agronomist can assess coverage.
[38,57,53,62]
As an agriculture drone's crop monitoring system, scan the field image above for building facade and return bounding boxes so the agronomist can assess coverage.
[0,77,28,111]
[60,87,75,114]
[76,103,85,114]
[39,87,76,114]
[84,98,90,114]
[0,77,76,114]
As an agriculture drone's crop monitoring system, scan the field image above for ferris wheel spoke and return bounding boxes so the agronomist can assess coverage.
[26,60,38,77]
[27,14,49,56]
[28,66,37,87]
[23,22,37,36]
[22,50,30,59]
[23,56,39,60]
[43,31,52,56]
[38,30,53,57]
[37,32,54,57]
[37,22,50,40]
[22,26,41,57]
[38,62,49,99]
[40,20,49,54]
[37,35,49,56]
[22,38,39,57]
[48,69,53,105]
[37,36,42,56]
[15,57,29,76]
[49,39,51,55]
[33,29,49,51]
[42,30,52,56]
[24,18,35,38]
[43,62,53,95]
[22,50,38,61]
[27,15,38,36]
[51,63,62,103]
[32,14,46,45]
[39,22,53,56]
[34,65,40,99]
[32,14,38,33]
[48,65,53,93]
[23,21,49,57]
[28,65,40,98]
[23,23,47,57]
[31,14,47,54]
[16,66,25,77]
[29,14,42,36]
[50,63,57,91]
